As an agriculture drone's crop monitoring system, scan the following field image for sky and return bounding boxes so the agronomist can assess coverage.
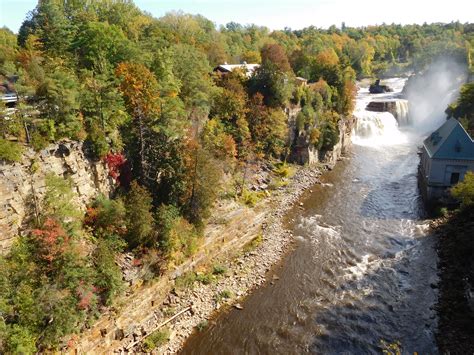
[0,0,473,33]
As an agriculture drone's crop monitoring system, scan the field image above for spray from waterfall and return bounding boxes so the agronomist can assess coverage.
[403,57,468,133]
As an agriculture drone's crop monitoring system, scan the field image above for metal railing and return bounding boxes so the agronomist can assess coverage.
[0,93,18,103]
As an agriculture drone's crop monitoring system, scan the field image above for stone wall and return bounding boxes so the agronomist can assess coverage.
[0,141,113,254]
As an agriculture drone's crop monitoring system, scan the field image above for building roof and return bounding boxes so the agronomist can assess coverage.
[214,63,260,77]
[423,118,474,160]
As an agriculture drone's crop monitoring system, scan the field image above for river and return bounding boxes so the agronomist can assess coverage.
[181,78,439,354]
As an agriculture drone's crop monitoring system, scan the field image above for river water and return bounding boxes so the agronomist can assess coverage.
[181,78,439,354]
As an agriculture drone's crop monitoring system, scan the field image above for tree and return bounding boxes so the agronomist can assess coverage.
[446,83,474,135]
[80,70,129,157]
[18,0,75,57]
[247,93,288,157]
[261,43,292,73]
[73,21,137,72]
[116,62,160,184]
[182,140,223,228]
[36,64,82,139]
[124,181,155,248]
[210,73,250,155]
[451,171,474,208]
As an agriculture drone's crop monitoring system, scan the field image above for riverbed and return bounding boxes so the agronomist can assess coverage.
[181,78,439,354]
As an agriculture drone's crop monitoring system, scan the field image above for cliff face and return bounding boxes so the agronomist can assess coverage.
[290,116,354,166]
[0,141,113,254]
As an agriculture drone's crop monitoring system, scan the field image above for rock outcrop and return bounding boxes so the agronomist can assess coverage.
[290,116,354,166]
[0,141,113,254]
[365,100,410,125]
[369,79,393,94]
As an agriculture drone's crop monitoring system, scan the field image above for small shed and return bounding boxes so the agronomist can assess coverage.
[419,118,474,202]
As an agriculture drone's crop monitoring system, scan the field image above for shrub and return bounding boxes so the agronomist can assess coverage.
[212,264,227,275]
[242,234,263,253]
[216,289,233,302]
[0,139,23,162]
[142,328,170,351]
[451,171,474,208]
[195,272,214,285]
[174,272,197,289]
[240,189,265,207]
[195,320,208,332]
[86,195,126,242]
[30,131,50,151]
[156,204,200,262]
[3,324,37,354]
[273,162,295,178]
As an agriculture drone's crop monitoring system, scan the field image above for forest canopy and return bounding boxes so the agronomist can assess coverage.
[0,0,473,351]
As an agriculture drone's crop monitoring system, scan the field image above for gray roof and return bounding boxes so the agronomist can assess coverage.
[423,118,474,160]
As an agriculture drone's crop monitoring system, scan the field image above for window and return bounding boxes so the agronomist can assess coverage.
[450,172,460,184]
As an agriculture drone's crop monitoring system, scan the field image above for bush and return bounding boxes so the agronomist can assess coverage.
[240,189,265,207]
[30,131,50,151]
[212,264,227,275]
[142,328,170,351]
[451,171,474,208]
[195,272,214,285]
[0,139,23,162]
[216,289,233,302]
[3,324,37,354]
[273,162,295,178]
[156,204,199,262]
[174,271,197,289]
[195,320,208,332]
[242,234,263,253]
[86,195,126,243]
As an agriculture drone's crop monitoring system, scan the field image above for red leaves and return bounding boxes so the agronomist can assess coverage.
[76,283,98,310]
[84,207,99,226]
[104,152,126,181]
[31,218,70,266]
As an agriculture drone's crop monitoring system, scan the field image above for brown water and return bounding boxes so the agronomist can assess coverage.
[181,79,438,355]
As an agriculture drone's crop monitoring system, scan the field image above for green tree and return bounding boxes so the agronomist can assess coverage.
[124,181,155,248]
[451,171,474,208]
[36,64,82,139]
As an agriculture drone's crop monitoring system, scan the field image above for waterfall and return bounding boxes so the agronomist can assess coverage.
[352,78,408,146]
[395,100,409,126]
[353,110,405,146]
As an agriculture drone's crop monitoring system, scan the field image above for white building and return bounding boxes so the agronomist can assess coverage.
[214,62,260,78]
[419,118,474,202]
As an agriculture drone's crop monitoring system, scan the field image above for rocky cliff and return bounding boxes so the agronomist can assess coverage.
[0,141,113,254]
[290,116,354,166]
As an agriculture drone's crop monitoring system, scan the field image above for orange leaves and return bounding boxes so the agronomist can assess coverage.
[315,48,340,67]
[115,62,161,118]
[261,43,292,73]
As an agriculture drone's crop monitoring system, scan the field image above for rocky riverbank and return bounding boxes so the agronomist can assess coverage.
[434,208,474,353]
[137,164,328,353]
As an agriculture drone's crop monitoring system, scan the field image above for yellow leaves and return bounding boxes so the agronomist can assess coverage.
[309,128,321,145]
[115,62,160,117]
[315,48,340,67]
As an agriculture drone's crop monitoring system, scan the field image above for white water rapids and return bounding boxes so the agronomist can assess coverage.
[352,78,409,146]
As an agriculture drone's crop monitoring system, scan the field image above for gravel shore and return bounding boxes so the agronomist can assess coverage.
[135,165,325,353]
